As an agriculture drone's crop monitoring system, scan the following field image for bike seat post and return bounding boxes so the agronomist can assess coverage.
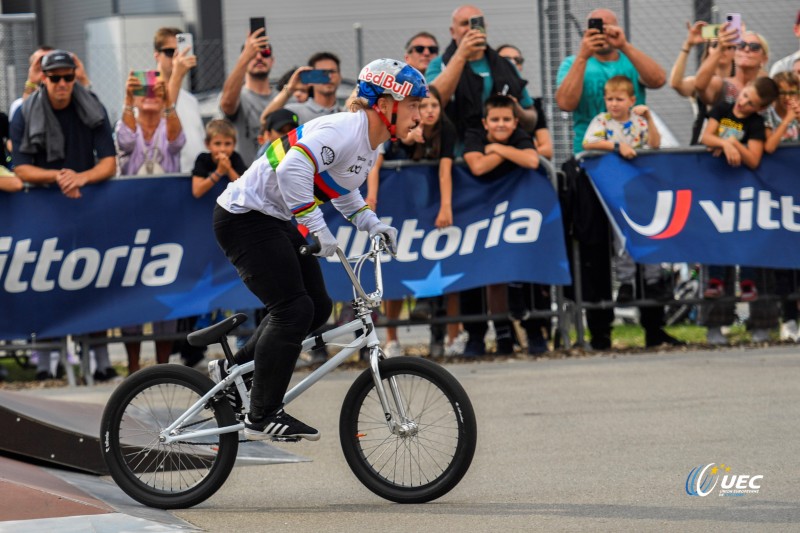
[219,336,237,367]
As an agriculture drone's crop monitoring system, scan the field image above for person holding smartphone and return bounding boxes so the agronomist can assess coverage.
[219,22,275,164]
[555,8,675,351]
[259,51,343,126]
[426,5,537,145]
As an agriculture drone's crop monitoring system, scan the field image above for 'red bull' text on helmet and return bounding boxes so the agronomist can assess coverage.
[357,58,429,106]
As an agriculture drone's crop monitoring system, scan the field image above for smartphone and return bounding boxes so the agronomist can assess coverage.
[588,17,604,33]
[469,15,485,33]
[250,16,266,37]
[299,69,332,84]
[132,70,160,98]
[176,33,193,57]
[701,24,721,40]
[726,12,742,43]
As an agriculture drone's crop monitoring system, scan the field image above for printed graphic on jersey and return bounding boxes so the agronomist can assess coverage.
[321,146,335,165]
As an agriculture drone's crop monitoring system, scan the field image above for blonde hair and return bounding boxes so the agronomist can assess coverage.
[743,31,769,59]
[773,70,799,89]
[604,75,635,97]
[205,119,236,143]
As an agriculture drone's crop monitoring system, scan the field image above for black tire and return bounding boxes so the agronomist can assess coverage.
[340,357,477,503]
[100,364,239,509]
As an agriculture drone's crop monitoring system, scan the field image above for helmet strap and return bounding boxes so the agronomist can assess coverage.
[372,100,400,142]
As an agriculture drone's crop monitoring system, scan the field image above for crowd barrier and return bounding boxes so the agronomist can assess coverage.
[0,161,571,384]
[3,144,800,383]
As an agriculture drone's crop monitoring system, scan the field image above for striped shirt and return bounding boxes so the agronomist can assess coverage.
[217,111,377,233]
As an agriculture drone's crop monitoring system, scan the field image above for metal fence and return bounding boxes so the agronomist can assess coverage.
[0,14,37,116]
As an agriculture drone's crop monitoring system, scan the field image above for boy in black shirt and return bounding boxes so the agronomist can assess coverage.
[460,94,540,356]
[463,94,539,180]
[701,77,779,169]
[191,119,247,198]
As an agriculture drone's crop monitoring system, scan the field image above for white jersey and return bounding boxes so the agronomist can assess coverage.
[217,111,378,233]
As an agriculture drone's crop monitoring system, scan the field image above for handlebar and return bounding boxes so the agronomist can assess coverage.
[298,232,388,307]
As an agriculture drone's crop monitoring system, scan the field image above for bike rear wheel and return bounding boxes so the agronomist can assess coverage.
[340,357,477,503]
[100,364,239,509]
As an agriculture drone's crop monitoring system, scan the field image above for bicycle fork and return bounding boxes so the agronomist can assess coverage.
[367,344,418,438]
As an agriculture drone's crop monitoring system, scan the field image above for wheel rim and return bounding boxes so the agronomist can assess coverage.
[354,372,462,489]
[116,381,223,495]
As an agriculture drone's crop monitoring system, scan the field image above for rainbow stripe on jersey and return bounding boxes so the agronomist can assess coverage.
[265,126,350,218]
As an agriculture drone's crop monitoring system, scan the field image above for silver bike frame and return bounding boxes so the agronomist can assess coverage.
[159,236,403,444]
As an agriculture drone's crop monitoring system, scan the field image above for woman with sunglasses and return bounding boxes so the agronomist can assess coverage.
[669,21,736,144]
[695,26,770,108]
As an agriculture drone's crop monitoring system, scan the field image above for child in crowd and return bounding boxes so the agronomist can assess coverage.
[461,94,539,356]
[701,76,779,169]
[700,76,780,343]
[583,75,663,303]
[191,119,247,198]
[255,108,300,160]
[764,72,800,341]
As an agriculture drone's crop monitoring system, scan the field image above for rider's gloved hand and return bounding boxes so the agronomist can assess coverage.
[314,227,339,258]
[368,222,398,254]
[352,208,398,254]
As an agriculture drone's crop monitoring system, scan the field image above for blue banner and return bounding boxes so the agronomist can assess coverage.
[320,164,571,302]
[581,146,800,268]
[0,166,569,339]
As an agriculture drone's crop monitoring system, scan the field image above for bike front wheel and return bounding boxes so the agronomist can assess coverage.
[100,364,239,509]
[340,357,477,503]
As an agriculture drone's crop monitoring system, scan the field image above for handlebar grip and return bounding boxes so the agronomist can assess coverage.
[299,233,322,256]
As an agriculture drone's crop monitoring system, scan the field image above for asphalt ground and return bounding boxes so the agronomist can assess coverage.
[12,342,797,532]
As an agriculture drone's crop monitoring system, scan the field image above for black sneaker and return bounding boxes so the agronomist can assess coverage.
[208,359,248,413]
[245,410,320,441]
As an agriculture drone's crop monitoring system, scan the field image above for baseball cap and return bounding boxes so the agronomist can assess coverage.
[265,108,299,131]
[41,50,77,72]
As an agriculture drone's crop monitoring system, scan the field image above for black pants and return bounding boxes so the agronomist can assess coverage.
[213,206,332,419]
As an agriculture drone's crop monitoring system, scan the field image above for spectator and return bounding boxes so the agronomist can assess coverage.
[365,86,460,357]
[255,108,300,160]
[116,71,185,176]
[427,5,538,142]
[582,75,668,304]
[496,44,553,158]
[0,112,22,193]
[114,71,186,373]
[764,71,800,153]
[192,119,247,199]
[152,27,205,174]
[459,94,539,355]
[497,42,553,354]
[404,31,440,75]
[695,29,769,108]
[669,21,736,145]
[700,76,779,344]
[260,52,344,125]
[794,57,800,80]
[276,66,310,104]
[220,27,275,164]
[764,71,800,343]
[556,8,672,350]
[10,49,117,380]
[769,10,800,76]
[9,46,91,122]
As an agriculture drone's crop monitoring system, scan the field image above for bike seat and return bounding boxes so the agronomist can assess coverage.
[187,313,248,347]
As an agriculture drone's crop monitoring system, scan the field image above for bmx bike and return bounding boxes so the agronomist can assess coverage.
[100,235,477,509]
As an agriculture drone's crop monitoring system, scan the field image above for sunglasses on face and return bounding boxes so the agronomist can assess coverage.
[46,73,76,83]
[408,45,439,55]
[159,47,176,58]
[780,90,800,96]
[503,56,524,66]
[737,41,763,52]
[259,47,272,58]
